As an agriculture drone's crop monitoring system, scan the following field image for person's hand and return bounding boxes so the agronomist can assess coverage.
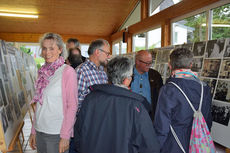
[29,134,36,150]
[59,138,69,153]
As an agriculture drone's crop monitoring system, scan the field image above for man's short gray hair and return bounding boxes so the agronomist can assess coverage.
[169,48,193,70]
[40,32,65,57]
[107,56,133,85]
[88,39,110,55]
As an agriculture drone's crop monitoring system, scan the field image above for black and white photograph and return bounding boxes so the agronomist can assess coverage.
[181,43,193,51]
[12,95,21,119]
[193,41,206,56]
[0,92,3,107]
[0,42,3,63]
[5,105,14,122]
[205,39,225,58]
[18,91,26,108]
[192,57,203,72]
[0,64,8,82]
[1,40,7,55]
[4,55,15,76]
[224,38,230,58]
[214,80,230,103]
[212,100,230,126]
[201,78,217,97]
[219,59,230,79]
[1,108,8,133]
[201,59,221,78]
[174,44,182,49]
[0,78,7,106]
[158,63,168,77]
[6,44,16,55]
[4,82,12,106]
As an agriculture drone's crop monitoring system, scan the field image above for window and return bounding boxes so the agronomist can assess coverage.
[133,33,146,52]
[80,44,89,58]
[147,28,161,49]
[172,12,207,45]
[149,0,182,16]
[121,42,127,54]
[211,3,230,40]
[112,43,120,55]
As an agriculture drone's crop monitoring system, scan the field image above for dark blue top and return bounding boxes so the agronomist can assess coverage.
[74,84,160,153]
[153,77,212,153]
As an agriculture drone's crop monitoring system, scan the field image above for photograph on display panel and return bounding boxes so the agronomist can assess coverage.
[0,78,7,106]
[0,64,8,82]
[0,92,3,107]
[0,42,3,63]
[4,82,12,107]
[1,40,7,55]
[205,39,225,58]
[12,95,21,119]
[224,38,230,58]
[181,43,193,51]
[18,91,26,108]
[193,41,206,56]
[192,57,203,72]
[214,80,230,103]
[5,105,14,123]
[200,78,217,97]
[212,100,230,126]
[201,59,221,78]
[1,108,8,133]
[219,59,230,79]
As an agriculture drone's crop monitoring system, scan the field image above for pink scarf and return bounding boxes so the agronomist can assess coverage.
[31,56,65,105]
[171,69,198,78]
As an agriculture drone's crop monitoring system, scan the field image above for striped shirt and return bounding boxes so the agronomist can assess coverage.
[76,59,108,111]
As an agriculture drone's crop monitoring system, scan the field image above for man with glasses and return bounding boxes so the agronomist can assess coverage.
[131,50,163,121]
[69,39,110,153]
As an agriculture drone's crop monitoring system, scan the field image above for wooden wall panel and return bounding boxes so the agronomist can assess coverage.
[0,33,111,44]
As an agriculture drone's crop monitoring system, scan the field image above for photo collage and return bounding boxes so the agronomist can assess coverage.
[151,38,230,128]
[0,39,37,150]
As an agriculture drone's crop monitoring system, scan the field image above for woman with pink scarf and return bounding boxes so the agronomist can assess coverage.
[29,33,78,153]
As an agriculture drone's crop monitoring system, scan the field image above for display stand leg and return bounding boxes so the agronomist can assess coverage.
[226,148,230,153]
[20,130,25,145]
[17,138,23,153]
[28,107,33,124]
[6,121,24,153]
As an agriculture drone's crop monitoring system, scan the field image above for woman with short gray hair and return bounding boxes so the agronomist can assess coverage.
[29,32,78,153]
[153,48,212,153]
[107,56,133,87]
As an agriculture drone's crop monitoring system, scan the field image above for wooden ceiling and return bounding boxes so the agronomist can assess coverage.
[0,0,139,38]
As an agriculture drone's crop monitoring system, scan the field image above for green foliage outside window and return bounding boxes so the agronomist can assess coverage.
[183,3,230,42]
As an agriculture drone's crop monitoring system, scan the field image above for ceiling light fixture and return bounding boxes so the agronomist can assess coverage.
[0,12,38,18]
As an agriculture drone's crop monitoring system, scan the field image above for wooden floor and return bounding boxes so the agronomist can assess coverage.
[7,112,228,153]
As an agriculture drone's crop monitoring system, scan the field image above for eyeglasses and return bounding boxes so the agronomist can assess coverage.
[98,48,111,57]
[139,59,153,66]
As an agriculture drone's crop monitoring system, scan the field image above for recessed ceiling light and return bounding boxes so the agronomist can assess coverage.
[0,12,38,18]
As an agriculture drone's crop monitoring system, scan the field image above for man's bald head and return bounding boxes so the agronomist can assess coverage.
[135,50,153,74]
[135,50,152,60]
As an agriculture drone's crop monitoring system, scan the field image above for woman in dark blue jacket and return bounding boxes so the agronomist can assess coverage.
[153,48,212,153]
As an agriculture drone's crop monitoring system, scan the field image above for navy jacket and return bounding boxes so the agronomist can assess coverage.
[153,77,212,153]
[74,84,160,153]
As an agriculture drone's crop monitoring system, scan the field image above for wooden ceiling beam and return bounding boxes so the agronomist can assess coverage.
[141,0,148,20]
[0,32,111,44]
